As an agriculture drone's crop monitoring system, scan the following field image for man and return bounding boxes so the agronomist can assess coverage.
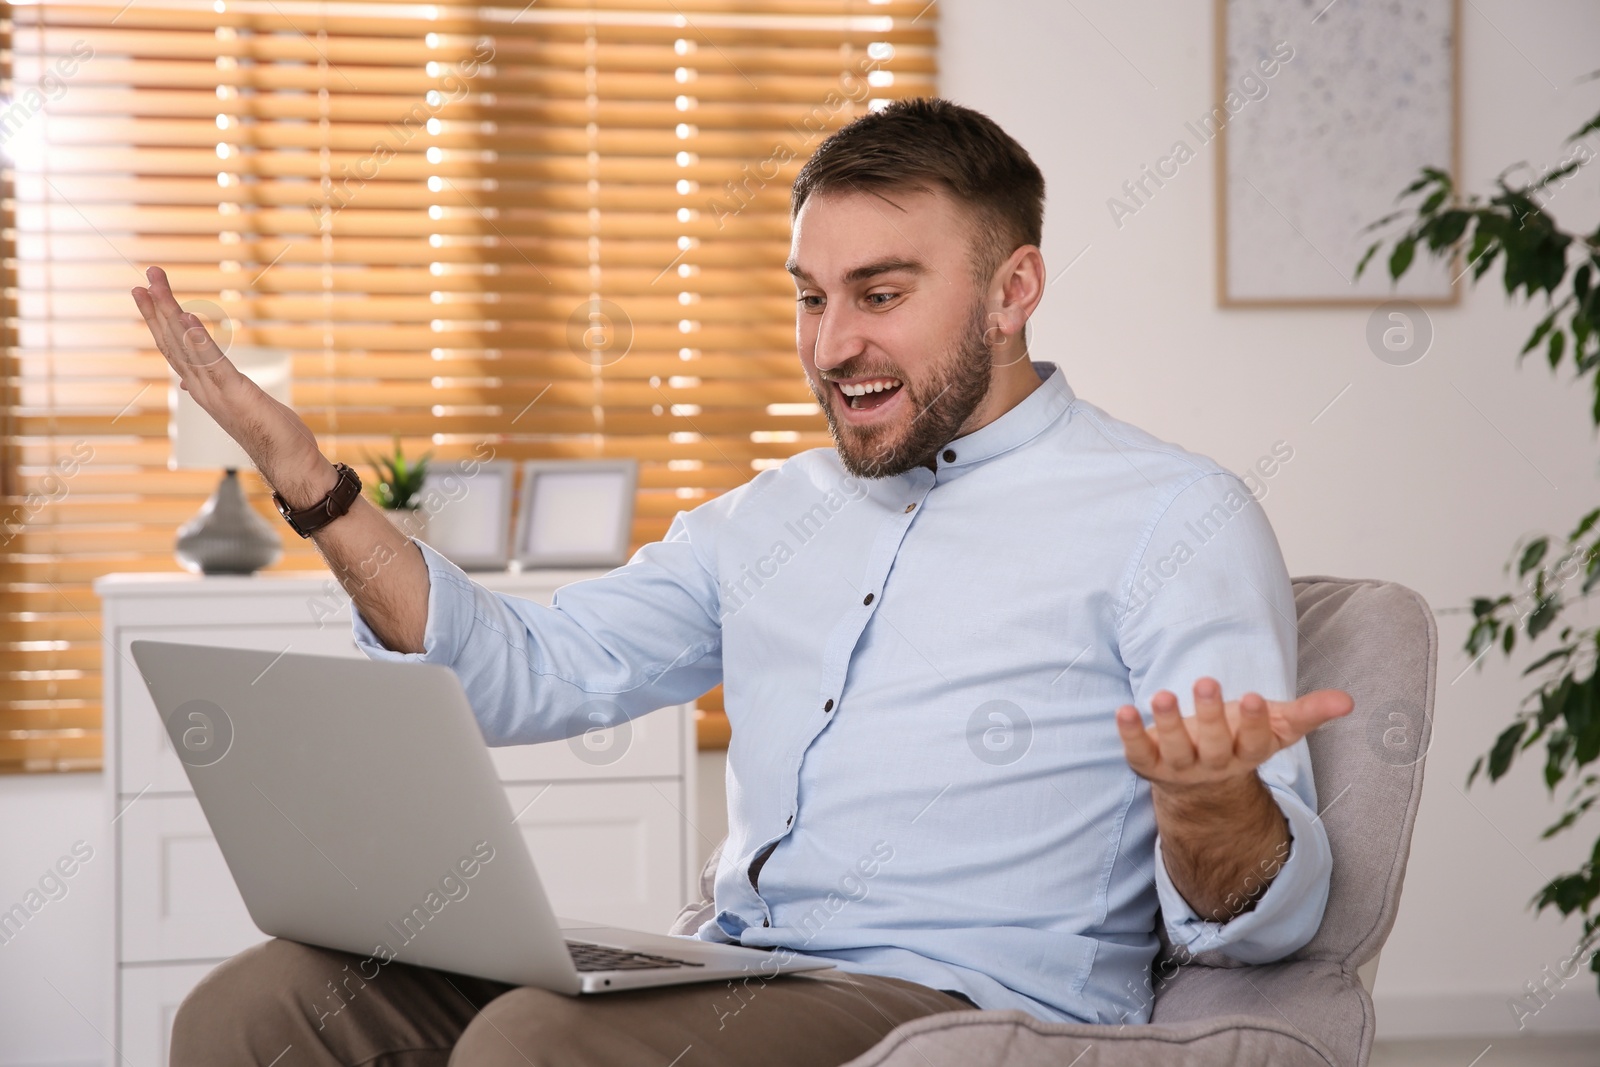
[131,97,1351,1067]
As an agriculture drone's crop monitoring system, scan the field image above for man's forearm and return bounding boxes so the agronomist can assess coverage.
[275,459,430,654]
[1151,772,1290,923]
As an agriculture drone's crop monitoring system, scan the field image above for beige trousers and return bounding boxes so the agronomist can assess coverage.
[170,938,975,1067]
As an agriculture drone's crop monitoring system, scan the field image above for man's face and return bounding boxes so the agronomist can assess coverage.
[787,187,996,479]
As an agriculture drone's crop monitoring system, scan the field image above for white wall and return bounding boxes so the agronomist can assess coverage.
[0,773,109,1067]
[937,0,1600,1039]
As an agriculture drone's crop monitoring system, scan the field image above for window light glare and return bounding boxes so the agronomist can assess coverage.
[427,147,443,164]
[868,70,894,87]
[428,175,443,192]
[427,118,442,135]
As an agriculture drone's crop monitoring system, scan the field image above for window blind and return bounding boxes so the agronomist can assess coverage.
[0,0,937,772]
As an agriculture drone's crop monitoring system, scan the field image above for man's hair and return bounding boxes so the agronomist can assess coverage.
[789,97,1046,285]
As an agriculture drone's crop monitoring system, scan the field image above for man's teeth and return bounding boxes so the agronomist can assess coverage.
[838,379,902,397]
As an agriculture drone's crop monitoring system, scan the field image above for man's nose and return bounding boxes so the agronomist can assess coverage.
[811,303,868,375]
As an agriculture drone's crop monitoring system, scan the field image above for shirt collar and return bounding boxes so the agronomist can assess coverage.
[934,360,1077,472]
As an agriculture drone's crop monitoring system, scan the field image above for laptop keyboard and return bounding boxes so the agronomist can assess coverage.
[565,939,707,972]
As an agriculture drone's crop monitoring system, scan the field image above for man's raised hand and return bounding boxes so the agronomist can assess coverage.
[1115,677,1354,789]
[130,265,332,506]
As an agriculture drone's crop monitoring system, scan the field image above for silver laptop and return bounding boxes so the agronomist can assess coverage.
[129,639,832,993]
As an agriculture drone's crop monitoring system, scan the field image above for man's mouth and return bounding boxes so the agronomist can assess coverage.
[833,376,904,412]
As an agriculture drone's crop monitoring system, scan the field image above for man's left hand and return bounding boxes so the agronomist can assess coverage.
[1115,677,1354,788]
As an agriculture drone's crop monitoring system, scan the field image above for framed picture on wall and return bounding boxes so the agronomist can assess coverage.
[1215,0,1461,306]
[416,459,515,570]
[513,460,638,569]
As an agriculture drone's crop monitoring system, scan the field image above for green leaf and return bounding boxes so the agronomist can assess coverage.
[1569,110,1600,143]
[1468,754,1484,787]
[1522,311,1559,356]
[1570,507,1600,541]
[1520,538,1550,576]
[1529,597,1560,640]
[1523,644,1577,677]
[1551,328,1567,370]
[1504,623,1517,655]
[1355,241,1382,280]
[1489,720,1529,780]
[1389,236,1417,280]
[1429,210,1470,249]
[1420,188,1448,215]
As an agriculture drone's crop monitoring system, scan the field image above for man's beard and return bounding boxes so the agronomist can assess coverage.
[808,300,996,479]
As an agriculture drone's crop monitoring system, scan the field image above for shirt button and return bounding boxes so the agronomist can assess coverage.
[763,918,770,927]
[862,593,875,605]
[942,449,956,462]
[823,698,834,712]
[904,503,916,513]
[786,814,793,826]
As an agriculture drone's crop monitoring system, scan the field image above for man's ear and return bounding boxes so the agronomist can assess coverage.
[984,244,1046,361]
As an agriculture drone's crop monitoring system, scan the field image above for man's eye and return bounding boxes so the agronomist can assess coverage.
[866,292,899,307]
[797,295,824,311]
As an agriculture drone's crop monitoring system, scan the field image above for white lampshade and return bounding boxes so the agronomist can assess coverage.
[169,346,292,471]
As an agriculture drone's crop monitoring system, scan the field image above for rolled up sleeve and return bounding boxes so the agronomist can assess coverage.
[1153,748,1331,961]
[351,507,724,746]
[1117,469,1332,963]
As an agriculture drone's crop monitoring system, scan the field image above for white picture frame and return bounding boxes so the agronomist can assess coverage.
[513,460,638,569]
[416,459,515,570]
[1215,0,1460,306]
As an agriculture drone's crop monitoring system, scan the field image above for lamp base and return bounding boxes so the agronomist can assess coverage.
[175,469,283,575]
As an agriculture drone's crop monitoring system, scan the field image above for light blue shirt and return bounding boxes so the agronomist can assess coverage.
[352,360,1331,1025]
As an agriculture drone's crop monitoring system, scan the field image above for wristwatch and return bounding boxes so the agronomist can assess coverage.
[272,462,363,539]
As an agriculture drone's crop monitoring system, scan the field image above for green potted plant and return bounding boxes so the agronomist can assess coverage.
[365,434,433,541]
[1357,101,1600,994]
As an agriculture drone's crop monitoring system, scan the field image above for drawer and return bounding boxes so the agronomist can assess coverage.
[119,962,220,1067]
[119,795,266,963]
[488,703,685,782]
[507,780,688,933]
[117,625,363,795]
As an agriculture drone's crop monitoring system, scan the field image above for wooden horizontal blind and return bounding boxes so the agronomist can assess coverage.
[0,0,937,771]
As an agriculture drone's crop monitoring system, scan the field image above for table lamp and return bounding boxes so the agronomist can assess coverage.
[168,346,291,575]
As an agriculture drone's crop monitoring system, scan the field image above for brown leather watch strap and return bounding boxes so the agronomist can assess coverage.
[272,462,363,539]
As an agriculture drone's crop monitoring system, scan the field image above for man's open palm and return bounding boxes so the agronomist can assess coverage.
[1115,677,1354,787]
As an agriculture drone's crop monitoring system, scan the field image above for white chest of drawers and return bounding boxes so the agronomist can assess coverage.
[96,569,699,1067]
